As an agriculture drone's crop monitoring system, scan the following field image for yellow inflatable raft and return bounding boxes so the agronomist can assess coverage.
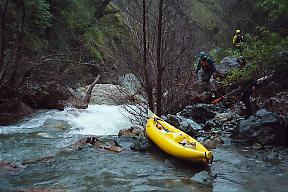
[146,115,213,163]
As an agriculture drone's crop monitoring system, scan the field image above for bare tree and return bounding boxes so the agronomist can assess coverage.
[155,0,164,115]
[113,0,198,123]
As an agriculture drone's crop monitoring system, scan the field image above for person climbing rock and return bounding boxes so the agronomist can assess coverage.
[195,52,216,83]
[233,29,244,54]
[240,79,257,119]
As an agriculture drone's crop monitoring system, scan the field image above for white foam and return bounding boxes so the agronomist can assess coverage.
[0,105,133,136]
[69,105,133,135]
[0,109,73,134]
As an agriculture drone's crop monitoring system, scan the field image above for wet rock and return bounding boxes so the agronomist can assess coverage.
[63,136,101,151]
[190,171,213,186]
[179,104,218,124]
[103,145,123,153]
[62,136,125,153]
[0,98,34,125]
[202,136,224,149]
[130,136,153,152]
[43,118,72,130]
[0,161,18,171]
[103,140,124,153]
[118,126,143,137]
[233,109,287,146]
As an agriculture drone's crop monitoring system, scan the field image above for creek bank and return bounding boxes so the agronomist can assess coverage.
[0,98,35,126]
[0,76,100,126]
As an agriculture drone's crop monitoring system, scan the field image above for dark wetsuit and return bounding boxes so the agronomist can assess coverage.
[195,58,216,82]
[240,79,257,119]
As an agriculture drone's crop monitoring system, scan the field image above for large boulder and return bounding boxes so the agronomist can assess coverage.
[233,109,287,146]
[215,57,240,80]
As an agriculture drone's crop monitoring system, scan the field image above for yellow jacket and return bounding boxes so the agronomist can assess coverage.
[233,34,243,47]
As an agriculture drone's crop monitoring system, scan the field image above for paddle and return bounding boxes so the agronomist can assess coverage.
[153,116,170,132]
[211,88,240,104]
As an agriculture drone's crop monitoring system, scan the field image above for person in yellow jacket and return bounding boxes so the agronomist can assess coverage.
[233,29,244,54]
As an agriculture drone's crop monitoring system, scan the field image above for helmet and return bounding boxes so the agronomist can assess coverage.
[200,52,207,59]
[236,29,241,34]
[256,75,271,84]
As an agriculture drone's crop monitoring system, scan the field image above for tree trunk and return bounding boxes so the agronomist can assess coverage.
[156,0,163,115]
[142,0,154,112]
[0,0,9,70]
[0,1,25,84]
[84,75,100,103]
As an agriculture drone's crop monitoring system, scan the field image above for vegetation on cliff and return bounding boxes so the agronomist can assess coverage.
[0,0,127,124]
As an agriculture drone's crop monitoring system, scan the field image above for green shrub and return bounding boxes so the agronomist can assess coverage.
[221,27,288,83]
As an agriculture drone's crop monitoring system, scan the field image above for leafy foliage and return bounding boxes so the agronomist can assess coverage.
[224,27,288,83]
[2,0,128,66]
[256,0,288,21]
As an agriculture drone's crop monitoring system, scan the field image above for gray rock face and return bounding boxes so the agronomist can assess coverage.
[218,57,240,73]
[215,57,240,81]
[234,109,287,146]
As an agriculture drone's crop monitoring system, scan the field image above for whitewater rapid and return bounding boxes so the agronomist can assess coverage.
[0,104,133,135]
[70,105,133,135]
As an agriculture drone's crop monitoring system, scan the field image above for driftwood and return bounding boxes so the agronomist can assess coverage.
[66,75,100,109]
[84,75,100,103]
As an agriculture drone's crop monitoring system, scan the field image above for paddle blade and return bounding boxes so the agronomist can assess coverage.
[211,96,225,104]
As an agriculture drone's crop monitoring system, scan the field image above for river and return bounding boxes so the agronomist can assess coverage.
[0,103,211,192]
[1,85,288,191]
